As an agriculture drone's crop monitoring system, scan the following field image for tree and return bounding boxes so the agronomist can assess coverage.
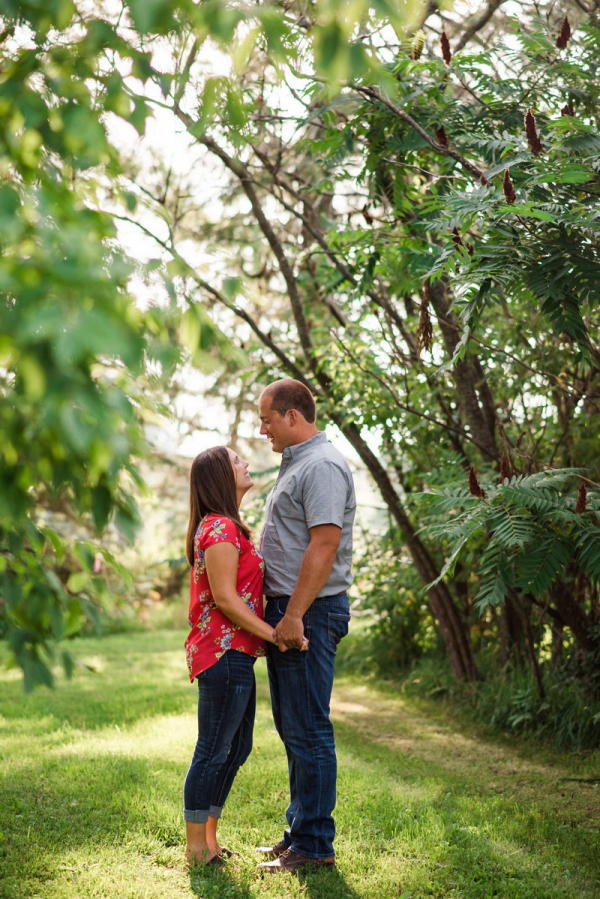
[0,2,191,687]
[1,0,388,687]
[3,0,600,694]
[118,0,600,685]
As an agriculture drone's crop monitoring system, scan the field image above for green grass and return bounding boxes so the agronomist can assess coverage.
[1,630,599,899]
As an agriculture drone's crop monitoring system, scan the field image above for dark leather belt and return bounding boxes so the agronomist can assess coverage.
[265,592,347,602]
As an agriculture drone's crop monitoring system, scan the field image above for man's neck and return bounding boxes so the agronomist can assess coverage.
[288,426,319,447]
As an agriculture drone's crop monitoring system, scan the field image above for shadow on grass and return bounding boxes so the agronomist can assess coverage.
[188,863,253,899]
[332,716,600,899]
[0,632,193,733]
[561,776,600,784]
[297,864,361,899]
[0,752,183,851]
[0,745,190,899]
[186,862,361,899]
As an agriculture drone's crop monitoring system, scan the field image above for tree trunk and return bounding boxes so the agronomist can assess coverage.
[508,591,546,700]
[426,281,498,462]
[337,418,479,681]
[499,598,524,668]
[550,577,596,654]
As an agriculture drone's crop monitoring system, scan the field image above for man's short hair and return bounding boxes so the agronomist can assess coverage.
[261,379,316,423]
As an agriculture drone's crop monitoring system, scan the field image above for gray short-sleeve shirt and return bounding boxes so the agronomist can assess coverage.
[260,432,356,597]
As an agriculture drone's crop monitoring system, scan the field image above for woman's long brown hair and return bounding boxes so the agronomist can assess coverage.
[186,446,250,566]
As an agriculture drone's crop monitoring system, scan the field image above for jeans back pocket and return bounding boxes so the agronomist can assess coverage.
[328,612,350,651]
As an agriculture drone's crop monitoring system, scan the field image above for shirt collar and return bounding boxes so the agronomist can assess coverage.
[282,431,327,461]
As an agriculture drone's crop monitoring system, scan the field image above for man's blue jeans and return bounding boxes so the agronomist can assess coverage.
[264,593,350,859]
[183,649,256,822]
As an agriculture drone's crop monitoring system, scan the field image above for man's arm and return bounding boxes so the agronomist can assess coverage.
[275,523,341,650]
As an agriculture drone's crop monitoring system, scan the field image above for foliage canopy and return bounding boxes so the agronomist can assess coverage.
[2,0,600,700]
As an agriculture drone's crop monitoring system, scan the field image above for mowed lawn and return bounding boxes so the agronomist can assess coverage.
[0,630,599,899]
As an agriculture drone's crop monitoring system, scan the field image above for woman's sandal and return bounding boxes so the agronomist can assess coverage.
[187,850,226,869]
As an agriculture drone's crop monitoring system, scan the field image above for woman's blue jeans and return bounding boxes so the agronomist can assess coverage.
[264,593,350,859]
[183,649,256,823]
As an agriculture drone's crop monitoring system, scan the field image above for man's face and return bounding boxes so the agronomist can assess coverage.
[258,395,293,453]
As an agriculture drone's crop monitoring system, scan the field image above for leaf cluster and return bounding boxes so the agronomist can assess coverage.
[420,470,600,615]
[0,3,189,686]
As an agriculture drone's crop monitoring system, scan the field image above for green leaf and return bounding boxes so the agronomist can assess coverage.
[127,0,174,35]
[61,649,75,678]
[67,571,90,593]
[22,656,54,693]
[129,97,151,135]
[497,203,555,222]
[91,484,113,531]
[253,6,288,60]
[225,88,245,128]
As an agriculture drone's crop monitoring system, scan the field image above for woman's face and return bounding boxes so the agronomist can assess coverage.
[226,448,253,499]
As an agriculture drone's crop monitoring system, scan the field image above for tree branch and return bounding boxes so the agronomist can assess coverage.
[249,142,417,346]
[332,331,496,457]
[454,0,509,53]
[110,212,311,385]
[171,104,315,361]
[349,83,485,182]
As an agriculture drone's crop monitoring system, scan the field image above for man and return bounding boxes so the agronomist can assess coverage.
[256,378,356,873]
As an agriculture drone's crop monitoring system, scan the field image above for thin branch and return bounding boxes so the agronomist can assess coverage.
[433,304,600,408]
[571,0,592,13]
[249,142,417,341]
[172,106,315,361]
[454,0,509,53]
[110,212,311,385]
[173,36,200,106]
[349,83,485,182]
[332,331,496,457]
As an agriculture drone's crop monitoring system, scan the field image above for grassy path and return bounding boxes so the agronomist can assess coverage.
[1,630,598,899]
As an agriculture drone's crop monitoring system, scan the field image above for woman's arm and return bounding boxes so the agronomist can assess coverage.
[204,542,277,644]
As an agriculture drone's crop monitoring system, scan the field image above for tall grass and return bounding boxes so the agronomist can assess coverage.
[392,655,600,751]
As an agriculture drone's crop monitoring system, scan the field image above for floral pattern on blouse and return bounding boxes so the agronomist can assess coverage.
[192,548,205,583]
[185,514,265,680]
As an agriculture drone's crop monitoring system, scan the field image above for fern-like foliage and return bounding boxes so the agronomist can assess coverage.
[420,470,600,613]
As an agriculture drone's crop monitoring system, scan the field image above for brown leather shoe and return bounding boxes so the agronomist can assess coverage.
[259,848,335,873]
[256,839,288,859]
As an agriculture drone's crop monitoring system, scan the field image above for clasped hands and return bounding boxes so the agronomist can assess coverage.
[273,613,309,652]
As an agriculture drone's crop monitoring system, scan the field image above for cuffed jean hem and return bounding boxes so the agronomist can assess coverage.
[209,805,223,819]
[183,809,210,823]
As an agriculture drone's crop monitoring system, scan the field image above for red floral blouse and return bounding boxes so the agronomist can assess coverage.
[185,514,266,681]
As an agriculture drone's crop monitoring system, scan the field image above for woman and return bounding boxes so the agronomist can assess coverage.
[183,446,287,867]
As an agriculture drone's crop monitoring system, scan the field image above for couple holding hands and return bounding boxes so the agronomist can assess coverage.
[182,378,356,873]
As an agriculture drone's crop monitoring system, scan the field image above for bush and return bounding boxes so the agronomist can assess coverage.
[347,535,441,675]
[400,655,600,751]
